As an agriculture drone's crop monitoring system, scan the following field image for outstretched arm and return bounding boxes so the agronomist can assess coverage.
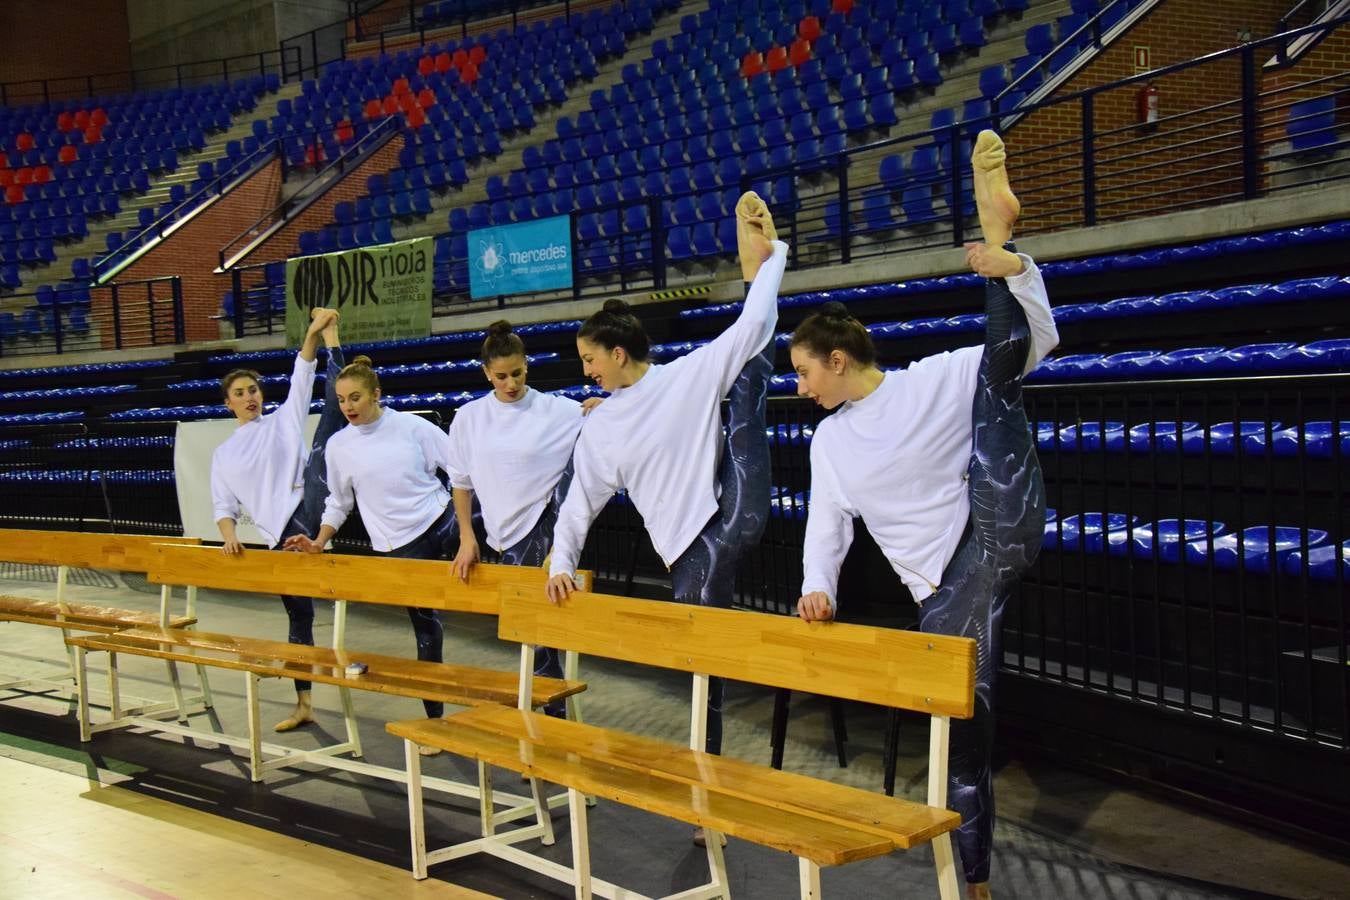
[798,450,854,621]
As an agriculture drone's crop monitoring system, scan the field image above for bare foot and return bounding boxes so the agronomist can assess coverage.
[274,697,315,732]
[734,191,777,282]
[971,130,1020,248]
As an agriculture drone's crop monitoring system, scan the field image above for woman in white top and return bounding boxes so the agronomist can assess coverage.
[792,132,1055,900]
[448,320,584,713]
[210,307,343,732]
[284,355,456,727]
[546,193,784,758]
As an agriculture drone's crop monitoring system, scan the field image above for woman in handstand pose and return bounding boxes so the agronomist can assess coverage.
[793,132,1058,899]
[211,307,343,732]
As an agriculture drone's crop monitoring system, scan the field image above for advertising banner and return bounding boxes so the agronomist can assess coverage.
[468,215,573,299]
[285,237,433,346]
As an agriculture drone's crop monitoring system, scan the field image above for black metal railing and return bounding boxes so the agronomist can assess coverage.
[91,142,282,282]
[217,116,402,274]
[0,47,300,108]
[0,276,182,358]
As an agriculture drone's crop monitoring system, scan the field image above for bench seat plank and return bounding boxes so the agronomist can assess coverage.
[0,595,197,634]
[390,707,950,866]
[69,627,584,709]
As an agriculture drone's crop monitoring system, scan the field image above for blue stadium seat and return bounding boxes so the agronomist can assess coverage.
[1281,540,1350,582]
[1197,526,1330,574]
[1114,519,1229,562]
[1043,512,1139,552]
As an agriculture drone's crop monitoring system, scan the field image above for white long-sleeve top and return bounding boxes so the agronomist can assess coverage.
[447,387,583,551]
[550,240,789,577]
[321,407,454,552]
[210,353,317,548]
[801,256,1057,609]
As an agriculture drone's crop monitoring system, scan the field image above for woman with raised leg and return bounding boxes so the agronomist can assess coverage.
[793,131,1058,899]
[211,307,344,732]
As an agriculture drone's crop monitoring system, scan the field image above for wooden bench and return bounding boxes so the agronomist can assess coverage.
[0,528,208,715]
[388,586,976,899]
[66,543,592,836]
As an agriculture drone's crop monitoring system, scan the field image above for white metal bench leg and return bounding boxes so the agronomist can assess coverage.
[478,760,496,837]
[405,738,428,880]
[75,646,91,742]
[562,649,597,808]
[165,660,188,721]
[568,787,593,900]
[799,857,821,900]
[528,775,556,846]
[245,672,263,781]
[182,585,214,709]
[338,685,363,758]
[107,653,122,719]
[932,833,959,900]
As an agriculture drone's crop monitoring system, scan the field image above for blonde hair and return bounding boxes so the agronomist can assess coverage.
[336,354,380,393]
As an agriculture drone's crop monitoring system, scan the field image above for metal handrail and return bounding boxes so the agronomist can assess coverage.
[0,47,300,108]
[217,115,403,271]
[993,0,1142,111]
[90,139,282,283]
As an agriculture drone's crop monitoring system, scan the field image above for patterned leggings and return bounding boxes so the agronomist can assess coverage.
[916,248,1046,884]
[669,345,775,755]
[274,346,346,695]
[499,465,573,717]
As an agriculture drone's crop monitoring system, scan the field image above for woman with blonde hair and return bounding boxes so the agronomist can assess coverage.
[285,355,455,733]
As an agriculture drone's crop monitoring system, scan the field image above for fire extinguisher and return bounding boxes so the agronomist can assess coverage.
[1138,83,1160,126]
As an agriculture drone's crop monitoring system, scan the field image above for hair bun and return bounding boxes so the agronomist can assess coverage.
[819,301,852,319]
[351,354,374,368]
[487,319,513,336]
[602,298,632,315]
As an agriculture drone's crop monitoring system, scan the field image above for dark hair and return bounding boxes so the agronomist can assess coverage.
[790,301,876,366]
[220,368,261,400]
[577,299,650,362]
[336,354,380,394]
[481,319,525,364]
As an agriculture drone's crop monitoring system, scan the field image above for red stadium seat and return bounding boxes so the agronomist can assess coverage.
[33,165,51,184]
[84,126,102,144]
[58,144,78,164]
[5,185,23,205]
[15,133,34,152]
[14,168,32,185]
[766,46,789,72]
[364,99,383,119]
[417,87,436,109]
[382,95,400,115]
[832,0,854,14]
[469,45,486,65]
[90,108,107,127]
[393,77,411,97]
[74,109,90,129]
[406,105,426,128]
[741,51,765,78]
[461,62,479,84]
[418,55,434,77]
[452,49,468,67]
[789,38,813,66]
[56,112,74,132]
[0,170,12,187]
[335,119,354,143]
[799,15,822,42]
[435,52,452,73]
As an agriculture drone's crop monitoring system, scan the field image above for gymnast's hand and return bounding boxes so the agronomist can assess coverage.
[453,536,479,582]
[581,397,604,416]
[221,538,244,555]
[964,241,1024,279]
[546,573,576,604]
[283,534,323,554]
[797,592,835,622]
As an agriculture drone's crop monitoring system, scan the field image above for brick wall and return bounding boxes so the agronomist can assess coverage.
[91,159,285,347]
[0,0,133,104]
[1259,28,1350,147]
[237,138,404,265]
[1005,0,1292,232]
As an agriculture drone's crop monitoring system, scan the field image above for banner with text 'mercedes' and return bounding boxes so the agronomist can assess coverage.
[468,214,573,300]
[286,237,432,347]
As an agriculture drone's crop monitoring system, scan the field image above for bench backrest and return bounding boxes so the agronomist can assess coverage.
[498,586,976,719]
[0,529,201,572]
[145,544,590,616]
